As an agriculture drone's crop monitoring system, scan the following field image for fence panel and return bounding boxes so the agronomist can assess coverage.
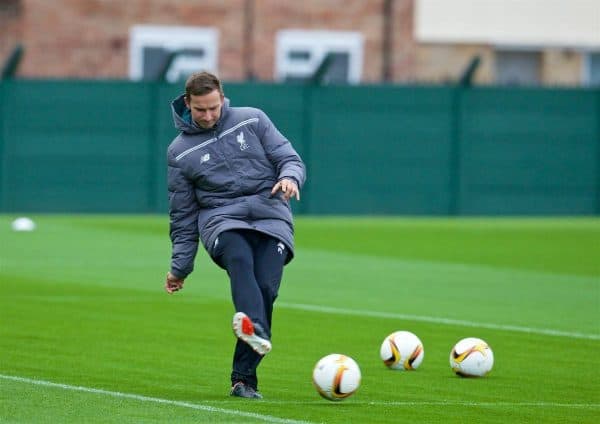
[0,81,597,215]
[306,85,455,214]
[0,80,154,212]
[458,88,599,214]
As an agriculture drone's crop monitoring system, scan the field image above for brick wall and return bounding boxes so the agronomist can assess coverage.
[0,0,23,72]
[15,0,247,79]
[0,0,587,85]
[416,44,495,84]
[3,0,419,82]
[542,49,583,86]
[251,0,419,82]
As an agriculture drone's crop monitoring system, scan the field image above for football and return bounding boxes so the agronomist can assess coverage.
[449,337,494,377]
[11,217,36,232]
[312,354,361,401]
[379,331,424,370]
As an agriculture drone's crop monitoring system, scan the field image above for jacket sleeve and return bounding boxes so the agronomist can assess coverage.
[256,110,306,188]
[167,148,200,279]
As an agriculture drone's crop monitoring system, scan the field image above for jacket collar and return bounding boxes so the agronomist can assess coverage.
[171,94,231,135]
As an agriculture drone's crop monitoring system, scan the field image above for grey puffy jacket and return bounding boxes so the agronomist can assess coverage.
[167,94,306,278]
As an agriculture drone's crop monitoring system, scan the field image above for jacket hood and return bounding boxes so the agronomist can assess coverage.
[171,94,230,134]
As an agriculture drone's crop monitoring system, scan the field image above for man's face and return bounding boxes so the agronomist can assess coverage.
[185,89,224,129]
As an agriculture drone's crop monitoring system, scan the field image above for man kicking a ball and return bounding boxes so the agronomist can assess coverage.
[164,71,305,399]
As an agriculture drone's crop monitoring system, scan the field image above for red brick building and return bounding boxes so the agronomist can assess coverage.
[0,0,412,82]
[1,0,598,85]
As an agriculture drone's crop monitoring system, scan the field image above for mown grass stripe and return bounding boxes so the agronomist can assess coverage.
[279,303,600,341]
[203,400,600,409]
[0,374,318,424]
[4,373,597,413]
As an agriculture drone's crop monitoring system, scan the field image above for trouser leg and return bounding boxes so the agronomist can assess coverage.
[253,236,287,330]
[215,231,266,326]
[232,234,287,388]
[212,230,287,389]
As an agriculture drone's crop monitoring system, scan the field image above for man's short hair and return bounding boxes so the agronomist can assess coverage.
[185,71,223,99]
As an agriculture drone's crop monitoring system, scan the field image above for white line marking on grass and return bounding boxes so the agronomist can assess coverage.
[0,374,317,424]
[363,401,600,409]
[3,374,598,413]
[211,400,600,409]
[279,303,600,341]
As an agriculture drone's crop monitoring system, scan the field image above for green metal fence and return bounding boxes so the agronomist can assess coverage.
[0,80,598,215]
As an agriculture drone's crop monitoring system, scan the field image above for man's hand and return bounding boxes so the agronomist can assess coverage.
[165,272,185,294]
[271,178,300,201]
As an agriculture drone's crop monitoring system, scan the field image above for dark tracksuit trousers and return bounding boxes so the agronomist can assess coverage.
[211,229,288,390]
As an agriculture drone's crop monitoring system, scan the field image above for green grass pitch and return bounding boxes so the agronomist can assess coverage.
[1,215,598,423]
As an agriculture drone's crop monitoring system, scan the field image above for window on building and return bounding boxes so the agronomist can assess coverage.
[275,30,363,84]
[495,50,541,86]
[583,52,600,86]
[129,25,218,83]
[0,0,21,17]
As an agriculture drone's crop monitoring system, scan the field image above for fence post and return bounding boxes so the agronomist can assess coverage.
[299,83,313,215]
[0,82,6,211]
[596,88,600,214]
[0,83,3,211]
[147,82,159,213]
[448,86,463,215]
